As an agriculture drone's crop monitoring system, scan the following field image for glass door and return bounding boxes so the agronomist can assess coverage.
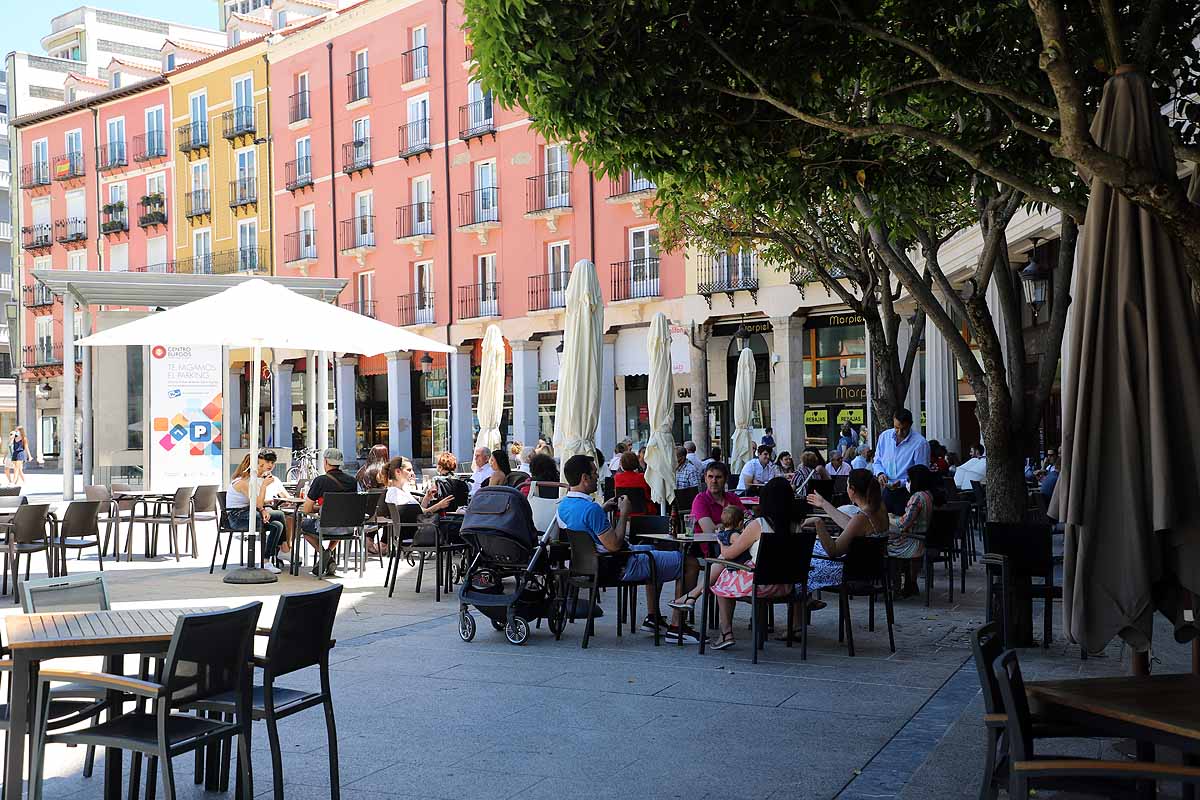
[407,95,429,148]
[238,221,258,271]
[411,27,428,79]
[353,117,370,165]
[545,144,570,208]
[33,140,49,183]
[146,107,164,156]
[236,149,256,203]
[548,241,570,307]
[355,193,374,246]
[233,75,253,130]
[65,130,83,174]
[478,254,497,316]
[474,160,496,222]
[190,92,207,145]
[194,229,213,274]
[411,176,431,234]
[415,261,434,323]
[629,226,660,297]
[299,206,316,258]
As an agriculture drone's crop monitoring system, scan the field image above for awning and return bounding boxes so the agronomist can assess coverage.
[539,335,561,384]
[615,326,650,376]
[31,270,348,307]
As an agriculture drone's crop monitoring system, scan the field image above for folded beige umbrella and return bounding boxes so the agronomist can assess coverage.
[475,324,505,452]
[643,312,676,510]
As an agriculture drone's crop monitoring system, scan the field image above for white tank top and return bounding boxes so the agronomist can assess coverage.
[751,518,773,562]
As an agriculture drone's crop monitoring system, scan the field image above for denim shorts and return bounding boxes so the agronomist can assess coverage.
[621,544,682,584]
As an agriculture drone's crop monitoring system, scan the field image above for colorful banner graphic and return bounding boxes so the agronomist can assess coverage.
[148,344,223,491]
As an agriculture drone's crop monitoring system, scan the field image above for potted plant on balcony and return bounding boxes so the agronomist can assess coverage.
[138,194,167,226]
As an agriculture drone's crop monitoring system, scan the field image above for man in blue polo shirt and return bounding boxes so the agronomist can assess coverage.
[558,453,697,643]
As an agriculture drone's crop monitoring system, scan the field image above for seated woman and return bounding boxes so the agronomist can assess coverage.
[521,452,562,497]
[356,444,390,554]
[791,451,829,495]
[385,456,454,547]
[227,452,287,575]
[804,468,890,594]
[890,464,934,597]
[775,451,796,478]
[612,450,658,515]
[486,448,512,487]
[707,477,796,650]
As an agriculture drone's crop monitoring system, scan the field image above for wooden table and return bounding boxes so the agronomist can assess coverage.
[1027,674,1200,799]
[3,607,217,800]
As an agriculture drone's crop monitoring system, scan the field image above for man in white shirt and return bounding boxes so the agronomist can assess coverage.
[607,442,627,474]
[738,445,780,490]
[684,440,705,472]
[469,445,494,496]
[851,447,873,471]
[954,444,988,491]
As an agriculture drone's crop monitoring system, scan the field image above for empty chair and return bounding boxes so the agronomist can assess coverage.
[128,487,196,562]
[2,503,53,602]
[53,501,104,575]
[84,486,122,560]
[983,522,1059,648]
[191,485,220,539]
[107,483,141,561]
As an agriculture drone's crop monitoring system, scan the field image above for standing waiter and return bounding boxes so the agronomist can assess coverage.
[872,408,930,515]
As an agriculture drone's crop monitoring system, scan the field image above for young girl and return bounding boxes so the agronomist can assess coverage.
[668,504,747,612]
[9,428,29,486]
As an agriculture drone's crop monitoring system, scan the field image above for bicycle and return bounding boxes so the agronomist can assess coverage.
[286,448,322,483]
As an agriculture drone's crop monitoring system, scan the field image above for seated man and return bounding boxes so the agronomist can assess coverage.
[300,447,358,576]
[738,444,779,491]
[558,454,698,643]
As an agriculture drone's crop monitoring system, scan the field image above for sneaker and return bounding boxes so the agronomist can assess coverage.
[264,562,281,575]
[664,624,700,644]
[641,614,667,633]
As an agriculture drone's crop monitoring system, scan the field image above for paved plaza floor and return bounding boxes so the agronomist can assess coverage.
[3,514,1192,800]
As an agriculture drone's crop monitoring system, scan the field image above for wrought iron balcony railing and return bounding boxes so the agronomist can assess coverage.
[395,202,434,239]
[610,257,661,301]
[526,172,571,214]
[528,271,570,311]
[458,188,499,228]
[458,282,500,319]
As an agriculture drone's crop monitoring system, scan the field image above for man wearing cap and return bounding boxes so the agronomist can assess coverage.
[301,447,358,576]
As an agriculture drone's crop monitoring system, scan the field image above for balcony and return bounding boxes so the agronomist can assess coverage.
[23,283,55,308]
[55,217,89,244]
[528,271,570,312]
[284,229,318,265]
[20,163,50,189]
[457,188,499,243]
[394,202,434,254]
[21,224,53,251]
[397,291,435,326]
[347,66,369,104]
[696,252,759,306]
[458,282,500,319]
[177,121,209,153]
[285,156,313,191]
[342,300,377,319]
[0,221,11,242]
[607,170,657,216]
[52,151,85,181]
[169,246,268,275]
[101,203,128,235]
[458,98,495,141]
[402,45,429,83]
[137,194,167,228]
[289,90,311,124]
[185,189,211,219]
[96,141,127,171]
[222,106,256,140]
[24,343,63,368]
[339,215,375,254]
[398,119,431,159]
[610,257,661,301]
[229,177,257,209]
[132,130,167,161]
[524,172,572,230]
[341,138,372,174]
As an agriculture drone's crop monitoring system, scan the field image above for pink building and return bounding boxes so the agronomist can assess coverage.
[270,0,683,461]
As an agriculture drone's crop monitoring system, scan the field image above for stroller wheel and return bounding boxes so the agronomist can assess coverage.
[490,617,506,632]
[548,599,567,637]
[505,617,530,645]
[459,610,476,642]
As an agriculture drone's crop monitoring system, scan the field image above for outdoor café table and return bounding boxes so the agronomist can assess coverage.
[632,531,720,646]
[1026,674,1200,800]
[2,606,219,800]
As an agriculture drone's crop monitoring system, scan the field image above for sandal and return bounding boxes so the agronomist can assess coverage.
[711,631,736,650]
[668,595,698,611]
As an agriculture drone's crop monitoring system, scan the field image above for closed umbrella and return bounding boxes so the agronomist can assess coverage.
[553,260,604,464]
[475,324,505,452]
[1055,68,1200,653]
[729,348,756,475]
[643,312,675,510]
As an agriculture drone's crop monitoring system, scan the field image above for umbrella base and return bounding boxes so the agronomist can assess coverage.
[223,567,279,585]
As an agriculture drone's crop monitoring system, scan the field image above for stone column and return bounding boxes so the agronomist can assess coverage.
[450,345,474,459]
[227,364,243,449]
[305,356,317,452]
[21,382,37,461]
[902,321,924,435]
[924,300,960,452]
[272,361,294,450]
[770,315,806,454]
[80,303,93,485]
[335,356,357,459]
[62,293,76,499]
[596,333,616,455]
[510,340,540,448]
[316,351,329,453]
[386,352,413,457]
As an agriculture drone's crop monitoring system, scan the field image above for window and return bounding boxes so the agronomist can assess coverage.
[626,225,661,297]
[294,72,309,119]
[194,229,213,273]
[190,91,207,145]
[414,261,434,323]
[35,317,53,360]
[411,26,428,79]
[66,190,86,224]
[351,50,369,100]
[146,236,167,271]
[545,143,570,207]
[67,251,87,271]
[145,106,164,156]
[32,199,50,229]
[407,94,429,147]
[356,271,374,315]
[111,71,122,89]
[32,138,48,170]
[109,183,127,209]
[477,254,498,316]
[548,241,570,307]
[65,129,82,158]
[235,148,256,203]
[467,80,493,127]
[295,136,311,182]
[190,160,209,212]
[411,175,432,234]
[352,117,370,164]
[106,117,125,163]
[298,206,316,258]
[354,192,374,246]
[165,53,176,71]
[231,29,241,45]
[67,88,76,102]
[145,172,166,211]
[108,243,128,272]
[238,220,259,270]
[803,323,868,388]
[473,160,496,221]
[276,10,286,27]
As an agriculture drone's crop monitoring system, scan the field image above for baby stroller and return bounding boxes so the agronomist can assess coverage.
[457,485,564,645]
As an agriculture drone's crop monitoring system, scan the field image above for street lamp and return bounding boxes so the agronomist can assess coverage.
[734,320,749,351]
[1018,237,1051,319]
[418,352,434,373]
[555,337,564,359]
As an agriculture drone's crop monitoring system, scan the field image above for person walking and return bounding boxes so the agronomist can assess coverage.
[9,428,30,486]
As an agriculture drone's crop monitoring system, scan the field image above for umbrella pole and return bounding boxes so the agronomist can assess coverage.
[225,343,277,584]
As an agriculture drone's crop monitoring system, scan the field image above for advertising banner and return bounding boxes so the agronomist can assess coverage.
[149,344,223,490]
[669,325,691,374]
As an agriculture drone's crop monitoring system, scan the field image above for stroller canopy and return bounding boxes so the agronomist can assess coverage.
[461,485,538,549]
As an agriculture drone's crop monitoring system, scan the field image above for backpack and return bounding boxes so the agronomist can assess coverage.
[434,476,470,512]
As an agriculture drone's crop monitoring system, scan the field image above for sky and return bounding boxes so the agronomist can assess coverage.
[3,0,219,58]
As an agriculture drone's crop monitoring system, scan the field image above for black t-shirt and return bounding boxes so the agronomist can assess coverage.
[307,468,357,505]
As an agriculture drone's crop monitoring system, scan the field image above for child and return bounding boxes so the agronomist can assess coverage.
[669,504,747,611]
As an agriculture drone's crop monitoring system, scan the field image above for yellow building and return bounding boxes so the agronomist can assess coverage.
[168,37,272,274]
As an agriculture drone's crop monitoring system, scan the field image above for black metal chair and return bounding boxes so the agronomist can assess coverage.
[193,585,342,800]
[628,515,671,537]
[32,603,263,800]
[671,486,699,535]
[992,648,1200,798]
[615,486,648,515]
[983,522,1058,648]
[1,503,54,602]
[384,502,422,596]
[697,526,816,663]
[52,501,104,574]
[313,493,374,577]
[820,536,895,656]
[562,529,660,648]
[919,506,961,607]
[210,491,248,574]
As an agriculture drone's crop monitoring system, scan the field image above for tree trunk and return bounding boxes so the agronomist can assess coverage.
[689,323,711,457]
[977,398,1027,524]
[864,312,904,436]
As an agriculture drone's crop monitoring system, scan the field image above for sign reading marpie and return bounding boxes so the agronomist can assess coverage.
[712,319,773,338]
[806,312,865,328]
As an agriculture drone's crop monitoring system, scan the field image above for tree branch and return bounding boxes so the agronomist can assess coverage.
[1027,217,1077,427]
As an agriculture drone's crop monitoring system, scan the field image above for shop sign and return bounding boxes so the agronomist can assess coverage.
[804,409,828,425]
[837,408,865,425]
[805,384,868,404]
[669,325,691,374]
[712,319,773,338]
[149,344,223,491]
[805,312,864,328]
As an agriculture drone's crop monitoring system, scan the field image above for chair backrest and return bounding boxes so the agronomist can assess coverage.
[673,486,699,517]
[387,501,422,529]
[59,500,102,537]
[319,492,371,527]
[504,471,530,489]
[808,479,835,502]
[0,486,21,497]
[942,476,960,499]
[84,485,112,503]
[615,486,647,514]
[265,584,343,678]
[0,494,27,510]
[527,490,561,533]
[162,603,262,706]
[192,485,219,514]
[628,515,670,537]
[754,523,817,587]
[111,483,136,512]
[983,522,1053,574]
[11,503,51,544]
[21,572,111,613]
[972,480,988,522]
[831,475,849,497]
[993,649,1035,764]
[925,507,960,551]
[601,476,615,501]
[216,491,232,530]
[171,486,195,516]
[369,490,389,521]
[970,622,1005,715]
[564,529,599,578]
[843,535,888,585]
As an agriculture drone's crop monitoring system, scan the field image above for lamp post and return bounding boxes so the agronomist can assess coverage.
[734,320,749,352]
[418,352,434,373]
[1018,237,1051,319]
